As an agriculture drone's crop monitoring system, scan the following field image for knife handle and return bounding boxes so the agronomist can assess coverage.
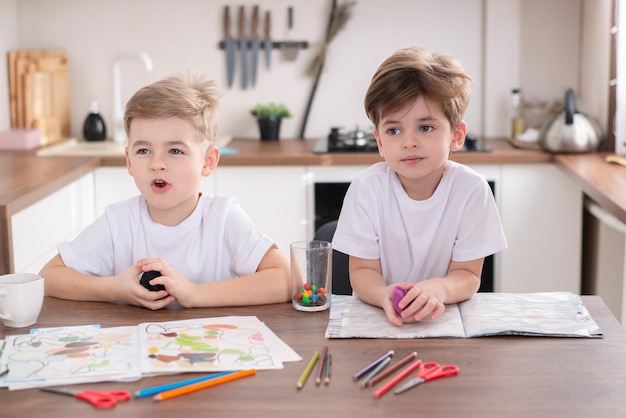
[238,5,245,39]
[223,6,231,38]
[251,6,259,38]
[264,11,271,40]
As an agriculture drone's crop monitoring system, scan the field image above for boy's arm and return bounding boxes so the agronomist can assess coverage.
[348,255,398,315]
[40,254,174,309]
[348,255,483,326]
[153,246,291,308]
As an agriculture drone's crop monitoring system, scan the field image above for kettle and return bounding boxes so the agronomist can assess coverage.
[539,88,603,153]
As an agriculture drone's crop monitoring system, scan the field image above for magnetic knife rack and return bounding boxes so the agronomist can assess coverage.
[218,40,308,50]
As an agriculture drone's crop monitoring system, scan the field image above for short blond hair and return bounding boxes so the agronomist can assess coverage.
[365,47,472,129]
[124,72,220,143]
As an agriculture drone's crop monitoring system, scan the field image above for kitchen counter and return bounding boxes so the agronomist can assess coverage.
[1,138,624,274]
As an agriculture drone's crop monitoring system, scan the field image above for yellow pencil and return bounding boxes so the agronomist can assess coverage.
[153,369,256,401]
[297,351,320,389]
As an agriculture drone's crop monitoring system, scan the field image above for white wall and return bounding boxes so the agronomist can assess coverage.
[0,0,609,142]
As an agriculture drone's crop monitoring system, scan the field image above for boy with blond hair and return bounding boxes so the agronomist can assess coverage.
[42,73,291,309]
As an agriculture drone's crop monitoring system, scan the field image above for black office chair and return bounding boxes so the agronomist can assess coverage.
[313,221,352,295]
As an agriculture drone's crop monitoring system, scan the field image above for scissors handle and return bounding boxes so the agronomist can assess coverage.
[76,390,130,408]
[422,363,459,381]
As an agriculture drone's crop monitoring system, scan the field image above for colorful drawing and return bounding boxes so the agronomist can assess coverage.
[0,325,141,390]
[139,316,284,373]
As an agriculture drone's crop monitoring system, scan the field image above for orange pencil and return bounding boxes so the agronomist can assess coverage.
[153,369,256,401]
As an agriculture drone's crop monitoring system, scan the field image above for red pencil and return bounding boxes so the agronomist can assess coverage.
[372,359,422,399]
[367,351,418,388]
[316,346,329,385]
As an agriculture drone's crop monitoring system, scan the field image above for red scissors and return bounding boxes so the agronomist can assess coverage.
[393,361,459,395]
[41,387,131,408]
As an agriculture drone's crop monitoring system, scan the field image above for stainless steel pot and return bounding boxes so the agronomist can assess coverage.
[539,88,603,153]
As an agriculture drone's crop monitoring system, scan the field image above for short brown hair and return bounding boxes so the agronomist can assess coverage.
[364,47,472,129]
[124,72,220,143]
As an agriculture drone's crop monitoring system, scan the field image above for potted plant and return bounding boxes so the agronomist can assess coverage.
[250,103,292,141]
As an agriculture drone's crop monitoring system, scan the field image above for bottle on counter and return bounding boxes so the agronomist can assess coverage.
[510,88,524,139]
[83,98,107,141]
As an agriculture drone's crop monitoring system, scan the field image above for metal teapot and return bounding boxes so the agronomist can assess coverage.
[539,88,603,153]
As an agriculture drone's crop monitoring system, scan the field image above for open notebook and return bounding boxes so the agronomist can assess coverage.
[326,292,603,339]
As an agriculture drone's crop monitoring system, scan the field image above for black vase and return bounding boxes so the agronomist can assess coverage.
[257,118,282,141]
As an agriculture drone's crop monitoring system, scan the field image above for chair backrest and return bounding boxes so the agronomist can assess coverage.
[313,221,352,295]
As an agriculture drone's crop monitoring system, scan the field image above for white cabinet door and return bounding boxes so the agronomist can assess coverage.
[94,167,217,216]
[11,173,96,273]
[500,164,582,292]
[215,166,308,257]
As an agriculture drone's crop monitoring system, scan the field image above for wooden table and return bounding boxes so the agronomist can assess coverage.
[1,296,625,417]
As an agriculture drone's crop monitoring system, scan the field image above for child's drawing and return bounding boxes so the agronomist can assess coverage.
[139,316,283,373]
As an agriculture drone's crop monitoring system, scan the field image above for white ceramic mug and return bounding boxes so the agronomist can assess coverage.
[0,273,44,328]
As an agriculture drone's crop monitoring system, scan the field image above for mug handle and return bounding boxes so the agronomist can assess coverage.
[0,288,10,319]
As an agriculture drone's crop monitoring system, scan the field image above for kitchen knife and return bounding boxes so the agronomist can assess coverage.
[238,6,248,90]
[264,10,272,70]
[250,5,260,88]
[223,6,236,89]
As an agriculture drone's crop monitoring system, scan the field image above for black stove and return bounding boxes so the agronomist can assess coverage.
[313,127,491,154]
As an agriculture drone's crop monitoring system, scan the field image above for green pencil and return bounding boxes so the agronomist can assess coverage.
[297,351,320,389]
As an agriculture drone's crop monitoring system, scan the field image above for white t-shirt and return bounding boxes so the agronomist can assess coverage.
[58,194,274,283]
[332,161,507,284]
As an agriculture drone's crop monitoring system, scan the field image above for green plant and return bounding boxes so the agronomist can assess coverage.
[250,103,292,120]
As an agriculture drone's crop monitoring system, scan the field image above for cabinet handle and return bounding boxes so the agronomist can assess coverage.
[585,201,626,234]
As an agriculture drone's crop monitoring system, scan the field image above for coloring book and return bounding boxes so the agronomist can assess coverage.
[0,316,300,390]
[325,292,603,339]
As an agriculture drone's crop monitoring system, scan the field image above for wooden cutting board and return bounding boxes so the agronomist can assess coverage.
[8,49,70,146]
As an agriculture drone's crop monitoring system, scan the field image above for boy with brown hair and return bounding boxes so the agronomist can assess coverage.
[41,73,291,309]
[333,47,507,326]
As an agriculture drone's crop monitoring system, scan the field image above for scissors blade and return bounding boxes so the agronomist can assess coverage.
[393,377,425,395]
[41,387,81,397]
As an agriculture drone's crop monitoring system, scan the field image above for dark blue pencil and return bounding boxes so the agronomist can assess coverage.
[352,350,394,381]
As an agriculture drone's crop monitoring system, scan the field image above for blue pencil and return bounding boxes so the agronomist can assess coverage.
[134,371,236,398]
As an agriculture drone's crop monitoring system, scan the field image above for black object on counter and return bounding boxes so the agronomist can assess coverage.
[83,98,107,141]
[140,270,166,292]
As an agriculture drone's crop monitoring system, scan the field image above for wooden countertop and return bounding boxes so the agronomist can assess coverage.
[2,295,626,417]
[1,138,624,224]
[555,153,626,224]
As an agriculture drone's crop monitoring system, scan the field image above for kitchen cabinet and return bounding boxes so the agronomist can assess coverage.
[92,167,305,258]
[499,164,581,293]
[215,166,308,257]
[93,167,217,216]
[51,162,581,292]
[11,172,95,273]
[309,163,581,293]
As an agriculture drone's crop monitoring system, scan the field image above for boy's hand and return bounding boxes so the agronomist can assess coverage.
[397,280,446,323]
[136,257,198,308]
[114,264,174,310]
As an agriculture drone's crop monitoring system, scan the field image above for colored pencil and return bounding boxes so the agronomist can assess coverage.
[297,351,320,389]
[353,350,394,381]
[373,359,422,399]
[323,354,332,385]
[366,351,418,388]
[135,371,235,398]
[316,346,329,385]
[153,369,256,401]
[359,356,391,388]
